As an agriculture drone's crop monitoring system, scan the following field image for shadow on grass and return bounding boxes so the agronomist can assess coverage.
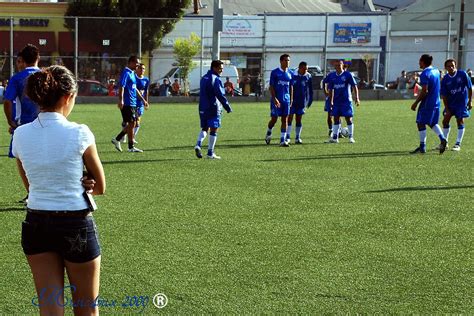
[102,158,188,165]
[366,185,474,193]
[163,142,266,151]
[0,205,26,212]
[259,150,410,162]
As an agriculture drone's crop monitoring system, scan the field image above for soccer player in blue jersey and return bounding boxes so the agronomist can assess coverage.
[3,44,40,154]
[111,55,143,152]
[134,63,150,142]
[194,60,232,159]
[440,59,472,151]
[286,61,313,144]
[327,59,360,143]
[265,54,293,146]
[410,54,447,154]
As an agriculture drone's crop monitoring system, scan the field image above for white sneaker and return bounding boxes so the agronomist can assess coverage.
[286,138,291,144]
[349,137,355,143]
[279,141,290,147]
[111,138,122,152]
[265,134,271,145]
[133,139,138,144]
[295,138,303,144]
[452,144,461,151]
[207,153,221,159]
[128,147,143,153]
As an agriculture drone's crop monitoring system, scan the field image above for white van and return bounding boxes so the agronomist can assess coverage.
[159,60,239,95]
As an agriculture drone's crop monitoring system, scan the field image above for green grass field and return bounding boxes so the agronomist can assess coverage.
[0,100,473,314]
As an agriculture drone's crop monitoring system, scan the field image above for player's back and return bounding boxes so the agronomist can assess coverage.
[5,66,40,124]
[420,67,440,109]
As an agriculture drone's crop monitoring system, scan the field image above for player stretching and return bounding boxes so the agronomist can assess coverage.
[327,60,360,143]
[410,54,447,154]
[440,58,472,151]
[286,61,313,144]
[194,60,232,159]
[265,54,293,147]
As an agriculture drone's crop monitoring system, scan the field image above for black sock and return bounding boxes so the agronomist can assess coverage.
[116,131,126,141]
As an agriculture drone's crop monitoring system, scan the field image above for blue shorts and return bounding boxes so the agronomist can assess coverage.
[290,105,306,116]
[443,105,470,119]
[332,102,354,118]
[270,103,290,117]
[200,114,221,129]
[417,106,440,126]
[324,98,332,114]
[136,106,145,117]
[22,211,101,263]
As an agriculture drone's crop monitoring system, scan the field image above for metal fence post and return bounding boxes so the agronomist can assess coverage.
[384,12,391,86]
[447,11,452,60]
[74,17,78,78]
[138,17,142,58]
[200,17,204,79]
[323,13,329,77]
[9,16,14,77]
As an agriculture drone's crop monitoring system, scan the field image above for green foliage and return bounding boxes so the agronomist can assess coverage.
[1,101,473,313]
[64,0,191,55]
[173,32,201,93]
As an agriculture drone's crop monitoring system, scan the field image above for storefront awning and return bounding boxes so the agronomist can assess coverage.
[0,31,56,53]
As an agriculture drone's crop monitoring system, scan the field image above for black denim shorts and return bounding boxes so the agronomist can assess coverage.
[21,211,101,263]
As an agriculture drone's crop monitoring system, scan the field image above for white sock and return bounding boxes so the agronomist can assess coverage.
[196,130,207,147]
[208,134,217,153]
[348,124,354,138]
[456,127,465,144]
[419,129,427,144]
[281,131,287,142]
[286,125,292,139]
[431,124,445,139]
[332,124,340,139]
[443,127,450,139]
[134,126,140,136]
[295,125,302,139]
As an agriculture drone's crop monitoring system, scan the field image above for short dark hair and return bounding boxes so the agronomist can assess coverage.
[299,61,307,68]
[444,58,456,67]
[20,44,39,64]
[26,65,77,110]
[211,60,224,70]
[420,54,433,67]
[128,55,139,63]
[280,54,290,61]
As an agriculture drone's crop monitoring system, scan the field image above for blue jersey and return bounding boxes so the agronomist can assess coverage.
[135,75,150,107]
[327,70,357,107]
[270,68,292,107]
[4,66,40,125]
[119,67,137,107]
[440,70,472,109]
[419,66,441,110]
[292,72,313,108]
[199,69,232,118]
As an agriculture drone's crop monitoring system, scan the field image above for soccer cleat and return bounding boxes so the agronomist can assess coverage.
[265,134,271,145]
[410,146,426,154]
[439,139,447,154]
[128,147,143,153]
[328,130,332,137]
[286,138,291,144]
[349,137,355,143]
[206,153,221,159]
[18,195,28,204]
[326,138,339,143]
[452,144,461,151]
[279,141,290,147]
[194,145,203,158]
[295,138,303,144]
[435,143,449,150]
[111,138,122,152]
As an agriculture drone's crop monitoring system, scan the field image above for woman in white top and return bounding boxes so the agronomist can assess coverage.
[12,65,105,315]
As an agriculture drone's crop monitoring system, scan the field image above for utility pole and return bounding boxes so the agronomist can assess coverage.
[212,0,223,60]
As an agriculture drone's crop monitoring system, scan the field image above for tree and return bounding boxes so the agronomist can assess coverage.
[64,0,191,55]
[173,32,201,95]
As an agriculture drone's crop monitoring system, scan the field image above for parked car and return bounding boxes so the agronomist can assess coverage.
[77,79,109,96]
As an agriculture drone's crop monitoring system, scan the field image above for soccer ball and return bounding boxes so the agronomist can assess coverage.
[340,127,349,138]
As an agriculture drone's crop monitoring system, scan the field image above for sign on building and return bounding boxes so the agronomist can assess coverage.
[334,23,371,44]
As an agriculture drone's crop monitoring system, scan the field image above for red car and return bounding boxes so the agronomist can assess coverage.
[77,79,109,96]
